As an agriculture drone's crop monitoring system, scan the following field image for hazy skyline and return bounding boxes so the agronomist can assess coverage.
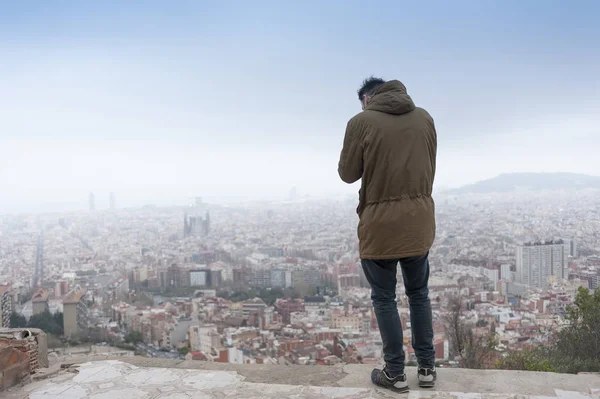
[1,1,599,213]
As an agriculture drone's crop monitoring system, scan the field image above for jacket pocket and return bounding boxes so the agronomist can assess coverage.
[357,219,364,241]
[357,189,365,216]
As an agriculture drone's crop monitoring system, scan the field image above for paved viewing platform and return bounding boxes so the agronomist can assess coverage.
[5,356,600,398]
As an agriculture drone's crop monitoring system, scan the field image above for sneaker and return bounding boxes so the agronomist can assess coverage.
[418,367,437,388]
[371,366,409,393]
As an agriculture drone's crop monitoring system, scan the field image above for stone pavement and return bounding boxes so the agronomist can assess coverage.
[5,360,600,399]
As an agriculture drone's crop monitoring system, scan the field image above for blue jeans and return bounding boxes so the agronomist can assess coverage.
[361,253,435,376]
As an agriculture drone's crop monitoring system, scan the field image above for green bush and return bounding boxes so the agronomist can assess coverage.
[10,312,27,328]
[27,311,64,336]
[124,331,143,345]
[497,347,556,372]
[498,287,600,374]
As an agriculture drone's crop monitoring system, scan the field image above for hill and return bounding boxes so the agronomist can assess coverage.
[450,173,600,194]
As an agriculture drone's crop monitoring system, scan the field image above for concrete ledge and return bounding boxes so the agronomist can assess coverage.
[57,355,347,386]
[5,359,600,399]
[341,364,600,397]
[60,355,600,397]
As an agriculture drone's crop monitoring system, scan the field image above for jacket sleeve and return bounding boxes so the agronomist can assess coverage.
[427,114,437,181]
[338,118,364,184]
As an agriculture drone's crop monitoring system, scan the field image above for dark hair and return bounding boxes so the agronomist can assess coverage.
[357,76,386,101]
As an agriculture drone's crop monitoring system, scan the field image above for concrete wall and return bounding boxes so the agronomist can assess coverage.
[63,303,78,338]
[31,329,48,368]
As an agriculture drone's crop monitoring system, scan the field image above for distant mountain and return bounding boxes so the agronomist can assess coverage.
[450,173,600,194]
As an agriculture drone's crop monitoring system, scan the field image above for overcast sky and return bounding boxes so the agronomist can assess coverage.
[1,1,599,213]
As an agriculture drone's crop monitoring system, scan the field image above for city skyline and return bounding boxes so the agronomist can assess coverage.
[1,1,600,213]
[2,188,599,371]
[4,171,600,215]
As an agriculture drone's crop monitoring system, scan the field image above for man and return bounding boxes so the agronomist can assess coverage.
[338,77,437,393]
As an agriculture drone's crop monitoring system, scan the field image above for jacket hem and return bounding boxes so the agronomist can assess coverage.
[360,248,430,260]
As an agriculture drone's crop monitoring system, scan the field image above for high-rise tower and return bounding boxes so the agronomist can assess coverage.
[516,240,566,289]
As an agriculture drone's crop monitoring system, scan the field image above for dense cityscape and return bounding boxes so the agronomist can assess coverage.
[1,187,599,368]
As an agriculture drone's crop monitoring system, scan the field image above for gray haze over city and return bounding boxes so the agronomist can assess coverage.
[1,2,599,213]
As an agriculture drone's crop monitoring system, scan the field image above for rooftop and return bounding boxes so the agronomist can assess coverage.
[62,289,85,304]
[5,356,600,399]
[32,289,50,303]
[304,296,327,303]
[522,239,565,247]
